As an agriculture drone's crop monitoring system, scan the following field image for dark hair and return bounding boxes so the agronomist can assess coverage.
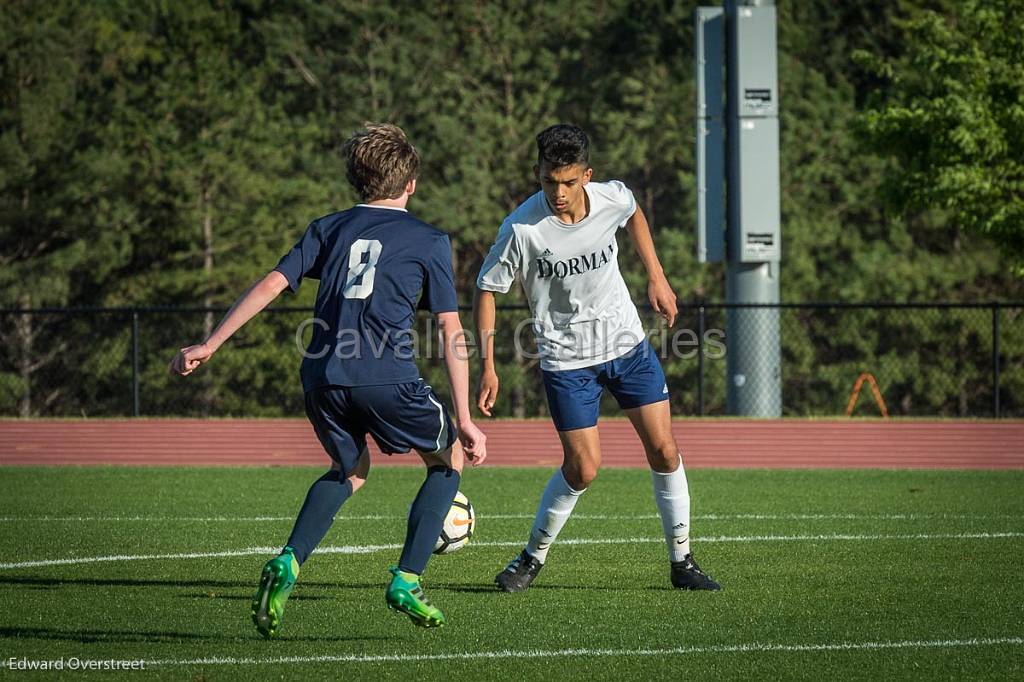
[536,124,589,168]
[342,122,420,202]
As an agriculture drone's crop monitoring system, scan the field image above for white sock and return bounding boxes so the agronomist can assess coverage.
[651,454,691,562]
[524,468,585,563]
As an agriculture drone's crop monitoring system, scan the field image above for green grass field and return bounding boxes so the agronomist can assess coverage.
[1,466,1022,681]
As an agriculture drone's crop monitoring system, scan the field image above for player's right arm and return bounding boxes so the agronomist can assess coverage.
[474,288,499,416]
[474,218,521,417]
[169,270,289,376]
[171,219,322,377]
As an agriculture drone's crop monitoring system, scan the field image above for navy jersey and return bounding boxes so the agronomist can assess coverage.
[274,205,458,391]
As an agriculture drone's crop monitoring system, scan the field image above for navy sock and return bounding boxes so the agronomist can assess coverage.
[398,466,461,575]
[285,470,353,565]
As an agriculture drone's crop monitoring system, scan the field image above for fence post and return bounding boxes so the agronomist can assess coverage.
[132,310,140,417]
[992,303,1000,419]
[697,302,706,417]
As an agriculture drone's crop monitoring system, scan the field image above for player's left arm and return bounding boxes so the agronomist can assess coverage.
[436,311,488,466]
[168,270,290,376]
[625,204,678,327]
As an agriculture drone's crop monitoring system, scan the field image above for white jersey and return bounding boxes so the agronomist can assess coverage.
[477,180,646,371]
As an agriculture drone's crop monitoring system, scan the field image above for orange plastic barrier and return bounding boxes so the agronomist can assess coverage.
[846,372,889,418]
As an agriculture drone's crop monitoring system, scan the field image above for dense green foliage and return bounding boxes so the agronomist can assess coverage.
[857,0,1024,273]
[1,1,1022,417]
[2,466,1023,680]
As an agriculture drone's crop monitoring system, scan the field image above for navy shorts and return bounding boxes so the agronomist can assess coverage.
[304,380,457,475]
[542,339,669,431]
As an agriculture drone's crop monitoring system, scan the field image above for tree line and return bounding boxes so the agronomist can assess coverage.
[1,0,1021,418]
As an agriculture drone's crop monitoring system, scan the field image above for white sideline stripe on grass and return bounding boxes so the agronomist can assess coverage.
[0,636,1020,670]
[2,532,1023,570]
[108,636,1024,668]
[2,512,1021,523]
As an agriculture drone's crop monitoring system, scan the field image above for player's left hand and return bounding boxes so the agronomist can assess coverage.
[648,275,678,327]
[169,343,214,376]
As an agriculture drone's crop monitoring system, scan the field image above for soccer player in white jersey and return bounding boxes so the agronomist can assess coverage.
[474,124,720,592]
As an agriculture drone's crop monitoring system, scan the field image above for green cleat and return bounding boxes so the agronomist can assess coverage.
[251,547,300,639]
[385,566,446,628]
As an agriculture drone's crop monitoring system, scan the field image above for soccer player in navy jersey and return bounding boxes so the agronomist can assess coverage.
[170,123,487,634]
[475,124,719,593]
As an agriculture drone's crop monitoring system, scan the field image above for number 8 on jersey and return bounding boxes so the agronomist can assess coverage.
[343,239,383,299]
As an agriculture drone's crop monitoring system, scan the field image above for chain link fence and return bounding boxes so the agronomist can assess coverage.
[1,304,1020,418]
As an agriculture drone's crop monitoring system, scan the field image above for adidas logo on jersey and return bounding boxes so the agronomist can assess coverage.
[535,241,616,280]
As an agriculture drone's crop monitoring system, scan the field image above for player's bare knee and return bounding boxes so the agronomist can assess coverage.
[578,467,598,488]
[562,463,597,490]
[419,447,463,474]
[347,469,370,493]
[448,441,466,474]
[648,444,680,474]
[342,448,371,491]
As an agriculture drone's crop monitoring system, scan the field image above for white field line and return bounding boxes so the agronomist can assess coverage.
[1,512,1021,523]
[1,637,1017,669]
[2,532,1023,570]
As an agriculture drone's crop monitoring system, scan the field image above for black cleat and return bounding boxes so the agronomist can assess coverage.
[495,550,544,593]
[670,553,721,591]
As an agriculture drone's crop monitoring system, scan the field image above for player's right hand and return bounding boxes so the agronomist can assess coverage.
[458,420,488,466]
[169,343,213,377]
[477,369,499,416]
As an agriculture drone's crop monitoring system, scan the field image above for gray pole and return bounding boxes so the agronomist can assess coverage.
[724,0,781,416]
[696,0,782,416]
[132,310,140,417]
[726,264,780,415]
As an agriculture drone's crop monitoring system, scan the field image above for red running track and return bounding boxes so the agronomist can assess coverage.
[0,419,1022,468]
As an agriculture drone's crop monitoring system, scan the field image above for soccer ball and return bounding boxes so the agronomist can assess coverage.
[433,491,475,555]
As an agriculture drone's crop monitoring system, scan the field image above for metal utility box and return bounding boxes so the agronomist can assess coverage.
[696,117,725,263]
[695,7,725,263]
[696,7,724,120]
[728,4,778,119]
[729,117,781,262]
